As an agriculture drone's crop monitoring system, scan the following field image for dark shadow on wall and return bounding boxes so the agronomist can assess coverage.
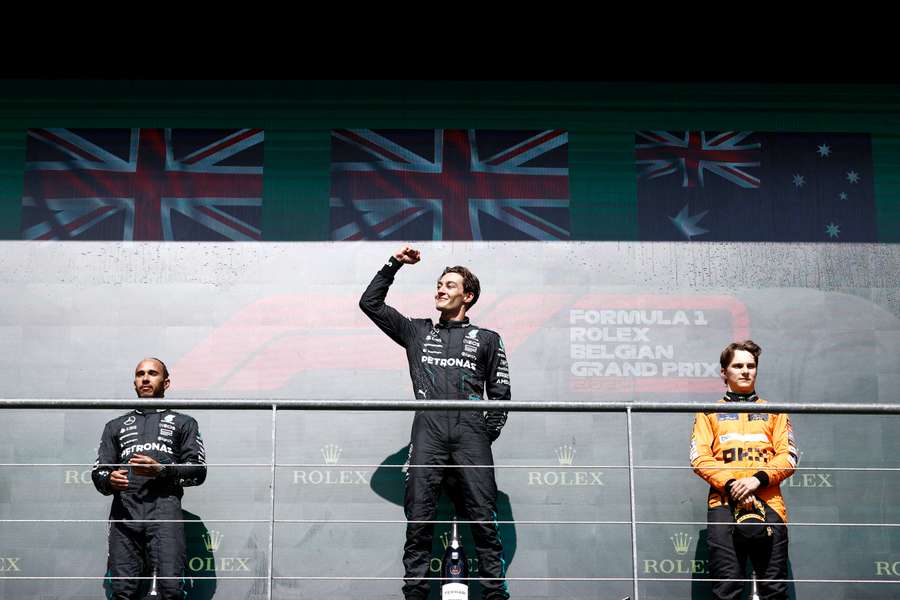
[787,560,796,600]
[183,510,218,600]
[101,510,216,600]
[691,528,711,600]
[371,446,517,600]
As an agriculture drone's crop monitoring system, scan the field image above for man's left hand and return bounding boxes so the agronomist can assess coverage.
[730,476,761,502]
[129,454,163,477]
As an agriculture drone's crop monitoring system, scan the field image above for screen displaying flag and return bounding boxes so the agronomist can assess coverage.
[330,129,570,240]
[635,131,876,242]
[21,128,265,241]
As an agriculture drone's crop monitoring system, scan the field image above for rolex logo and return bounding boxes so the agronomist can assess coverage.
[641,530,706,575]
[64,468,94,485]
[321,444,342,465]
[203,530,224,552]
[440,530,450,550]
[293,443,369,485]
[555,444,575,466]
[528,440,601,487]
[189,532,252,573]
[785,451,834,489]
[671,532,692,555]
[875,560,900,576]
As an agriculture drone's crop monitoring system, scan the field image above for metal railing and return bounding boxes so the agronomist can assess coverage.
[1,399,899,600]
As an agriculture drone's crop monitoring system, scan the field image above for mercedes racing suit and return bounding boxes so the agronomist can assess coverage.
[360,256,511,600]
[690,392,798,600]
[92,408,207,600]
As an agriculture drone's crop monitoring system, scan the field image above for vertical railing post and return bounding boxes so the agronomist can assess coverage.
[267,404,278,600]
[626,406,640,600]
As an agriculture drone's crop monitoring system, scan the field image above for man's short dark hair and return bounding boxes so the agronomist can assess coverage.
[440,266,481,309]
[719,340,761,370]
[148,357,170,379]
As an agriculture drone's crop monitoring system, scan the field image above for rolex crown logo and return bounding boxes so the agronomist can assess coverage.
[671,532,692,556]
[555,444,576,466]
[203,530,224,552]
[321,444,342,465]
[439,530,450,550]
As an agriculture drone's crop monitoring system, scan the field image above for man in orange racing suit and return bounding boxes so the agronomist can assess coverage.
[690,340,798,600]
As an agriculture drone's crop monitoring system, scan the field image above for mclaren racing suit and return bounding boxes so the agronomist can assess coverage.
[690,392,798,600]
[92,408,207,600]
[360,256,511,600]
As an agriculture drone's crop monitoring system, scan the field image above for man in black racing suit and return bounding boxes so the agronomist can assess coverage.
[360,245,511,600]
[92,357,207,600]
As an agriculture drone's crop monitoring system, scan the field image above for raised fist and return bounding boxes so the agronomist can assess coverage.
[393,245,421,264]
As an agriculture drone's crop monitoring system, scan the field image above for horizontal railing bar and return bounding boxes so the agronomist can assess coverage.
[1,576,896,583]
[0,576,263,580]
[1,398,898,413]
[2,463,894,471]
[2,519,896,527]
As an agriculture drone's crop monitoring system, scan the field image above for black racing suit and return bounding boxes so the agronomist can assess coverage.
[92,408,207,600]
[360,257,511,600]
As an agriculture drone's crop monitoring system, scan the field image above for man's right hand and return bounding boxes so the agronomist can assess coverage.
[730,476,761,503]
[739,495,757,509]
[109,469,129,491]
[393,245,421,264]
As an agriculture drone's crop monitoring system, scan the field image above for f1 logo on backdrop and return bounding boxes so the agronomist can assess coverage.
[172,292,573,391]
[172,292,749,393]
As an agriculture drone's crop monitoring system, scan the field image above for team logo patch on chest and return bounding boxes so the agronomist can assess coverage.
[463,329,481,354]
[423,329,444,355]
[159,418,177,437]
[121,441,174,458]
[420,356,476,370]
[722,446,771,464]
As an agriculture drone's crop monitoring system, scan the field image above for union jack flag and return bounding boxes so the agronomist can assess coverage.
[21,128,265,241]
[330,129,569,240]
[635,131,761,188]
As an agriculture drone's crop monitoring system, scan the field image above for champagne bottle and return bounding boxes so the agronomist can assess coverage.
[441,517,468,600]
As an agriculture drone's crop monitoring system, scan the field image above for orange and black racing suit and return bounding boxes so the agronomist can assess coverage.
[690,392,798,600]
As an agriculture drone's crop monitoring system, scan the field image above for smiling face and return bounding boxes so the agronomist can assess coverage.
[721,349,757,394]
[434,272,473,315]
[133,358,170,398]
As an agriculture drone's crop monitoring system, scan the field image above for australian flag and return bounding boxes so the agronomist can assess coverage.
[330,129,570,240]
[21,128,265,241]
[635,131,876,242]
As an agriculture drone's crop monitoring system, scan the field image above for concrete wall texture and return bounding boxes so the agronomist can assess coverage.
[1,241,898,599]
